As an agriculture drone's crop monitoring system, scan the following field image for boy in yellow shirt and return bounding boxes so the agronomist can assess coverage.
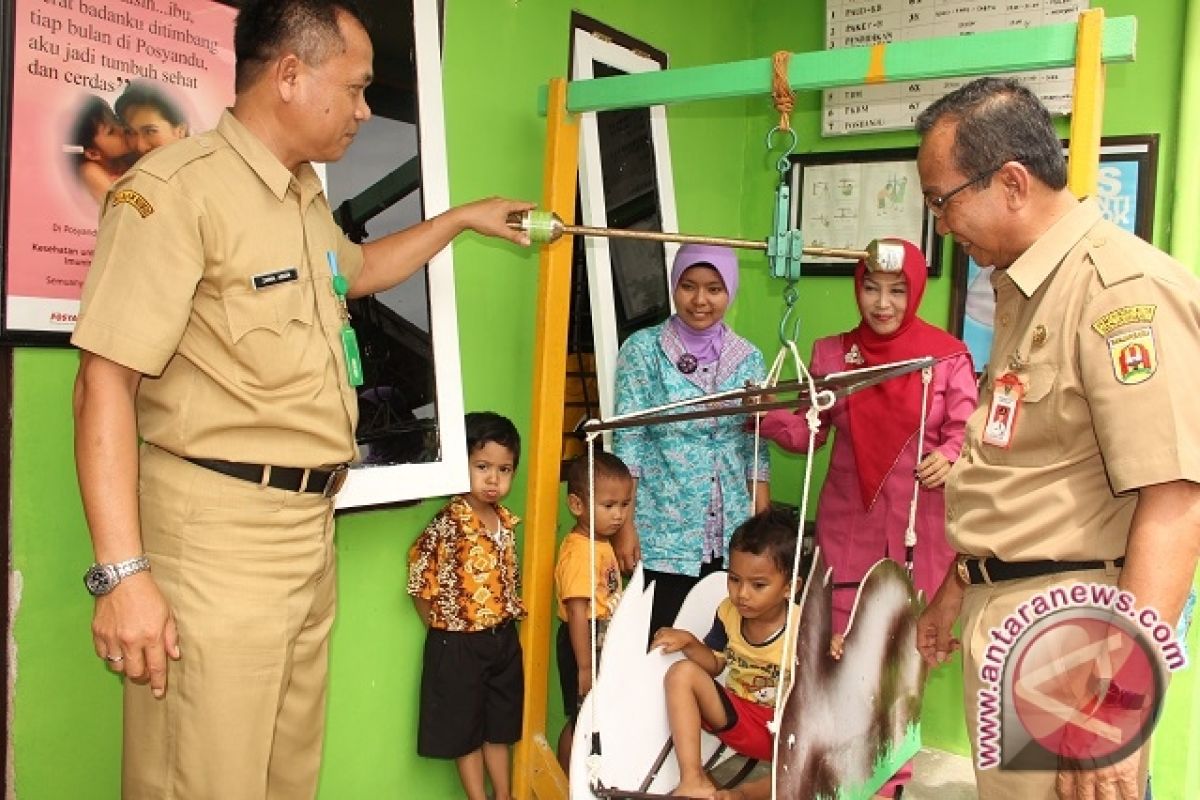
[652,508,802,798]
[554,451,634,772]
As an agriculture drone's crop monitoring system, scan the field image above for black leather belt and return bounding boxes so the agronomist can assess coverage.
[957,556,1124,586]
[184,457,349,497]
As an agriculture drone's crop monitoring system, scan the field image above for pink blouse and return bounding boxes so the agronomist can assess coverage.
[760,336,978,631]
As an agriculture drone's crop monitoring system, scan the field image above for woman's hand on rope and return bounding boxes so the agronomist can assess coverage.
[915,450,952,489]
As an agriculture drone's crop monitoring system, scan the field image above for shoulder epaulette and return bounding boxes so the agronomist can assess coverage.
[1086,221,1144,289]
[137,132,223,181]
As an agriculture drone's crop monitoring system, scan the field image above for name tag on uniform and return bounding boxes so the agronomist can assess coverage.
[982,372,1023,449]
[251,268,299,290]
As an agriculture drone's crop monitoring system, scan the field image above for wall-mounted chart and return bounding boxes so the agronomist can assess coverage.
[823,0,1088,136]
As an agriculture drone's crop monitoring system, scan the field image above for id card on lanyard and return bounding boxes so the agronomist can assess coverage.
[982,372,1023,448]
[326,251,364,387]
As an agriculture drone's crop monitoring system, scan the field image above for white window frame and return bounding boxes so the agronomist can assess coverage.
[335,0,466,510]
[572,28,680,431]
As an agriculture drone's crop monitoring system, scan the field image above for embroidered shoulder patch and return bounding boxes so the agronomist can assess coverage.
[1107,326,1157,385]
[1091,304,1156,337]
[111,189,154,218]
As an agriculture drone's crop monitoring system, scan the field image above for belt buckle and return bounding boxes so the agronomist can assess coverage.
[322,464,349,498]
[956,556,972,585]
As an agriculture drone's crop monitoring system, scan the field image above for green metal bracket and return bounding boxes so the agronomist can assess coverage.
[537,16,1136,115]
[767,182,803,282]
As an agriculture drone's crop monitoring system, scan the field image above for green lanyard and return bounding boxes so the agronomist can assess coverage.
[326,251,364,387]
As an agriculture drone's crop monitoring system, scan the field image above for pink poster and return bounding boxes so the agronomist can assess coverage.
[3,0,235,340]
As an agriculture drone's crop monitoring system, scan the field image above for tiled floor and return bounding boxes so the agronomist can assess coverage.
[906,748,977,799]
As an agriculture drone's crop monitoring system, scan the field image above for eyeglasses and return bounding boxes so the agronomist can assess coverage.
[924,165,1003,217]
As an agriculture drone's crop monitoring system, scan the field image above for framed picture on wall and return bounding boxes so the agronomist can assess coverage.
[0,0,237,344]
[787,147,944,277]
[949,134,1159,371]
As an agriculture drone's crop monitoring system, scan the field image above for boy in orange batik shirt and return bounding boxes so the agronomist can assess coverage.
[408,412,526,800]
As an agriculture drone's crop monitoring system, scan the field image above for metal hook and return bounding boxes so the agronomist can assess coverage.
[765,126,798,177]
[778,283,802,346]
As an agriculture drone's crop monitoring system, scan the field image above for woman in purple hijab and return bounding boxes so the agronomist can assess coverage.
[612,244,771,643]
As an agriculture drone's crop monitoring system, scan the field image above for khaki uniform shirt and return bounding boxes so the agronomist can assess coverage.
[72,112,365,467]
[947,199,1200,561]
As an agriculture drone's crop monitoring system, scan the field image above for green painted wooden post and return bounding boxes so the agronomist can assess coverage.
[537,16,1136,115]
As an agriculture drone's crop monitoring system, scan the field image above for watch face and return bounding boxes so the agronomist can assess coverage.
[84,565,117,596]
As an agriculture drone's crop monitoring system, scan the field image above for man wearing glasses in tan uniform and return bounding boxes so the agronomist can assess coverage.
[70,1,531,797]
[915,77,1200,800]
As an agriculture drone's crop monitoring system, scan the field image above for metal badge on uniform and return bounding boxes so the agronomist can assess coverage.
[251,268,299,290]
[111,189,154,218]
[844,344,864,366]
[1091,305,1156,337]
[1107,326,1157,385]
[982,372,1024,449]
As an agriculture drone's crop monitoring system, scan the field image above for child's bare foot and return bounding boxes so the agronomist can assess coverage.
[673,776,717,798]
[829,632,845,660]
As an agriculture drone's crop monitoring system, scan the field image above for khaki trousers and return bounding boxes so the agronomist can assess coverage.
[123,445,337,800]
[960,569,1150,799]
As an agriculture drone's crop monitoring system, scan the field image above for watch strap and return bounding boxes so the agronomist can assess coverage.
[112,555,151,580]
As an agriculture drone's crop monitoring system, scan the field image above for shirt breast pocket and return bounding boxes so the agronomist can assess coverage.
[983,362,1059,467]
[222,281,321,392]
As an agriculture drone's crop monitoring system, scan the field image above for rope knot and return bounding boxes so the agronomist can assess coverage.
[771,51,795,132]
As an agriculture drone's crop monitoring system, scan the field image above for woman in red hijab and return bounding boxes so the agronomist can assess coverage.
[758,239,977,797]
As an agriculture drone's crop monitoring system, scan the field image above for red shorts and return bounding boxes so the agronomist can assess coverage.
[702,683,776,762]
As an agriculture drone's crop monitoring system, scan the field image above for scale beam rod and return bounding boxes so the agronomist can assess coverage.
[507,211,904,271]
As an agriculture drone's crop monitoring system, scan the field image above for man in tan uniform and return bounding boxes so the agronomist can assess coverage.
[914,78,1200,799]
[70,1,530,797]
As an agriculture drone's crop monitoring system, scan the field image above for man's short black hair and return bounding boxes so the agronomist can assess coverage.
[465,412,521,467]
[915,76,1067,191]
[234,0,368,93]
[729,506,803,577]
[565,451,632,500]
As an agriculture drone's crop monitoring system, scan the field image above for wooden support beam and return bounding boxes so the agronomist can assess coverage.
[512,77,578,800]
[1067,8,1107,198]
[538,16,1136,115]
[527,734,570,800]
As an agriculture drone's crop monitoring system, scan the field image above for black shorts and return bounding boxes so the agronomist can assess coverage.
[557,623,584,718]
[556,620,609,718]
[418,621,524,759]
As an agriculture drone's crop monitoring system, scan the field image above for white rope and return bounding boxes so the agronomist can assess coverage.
[766,340,835,800]
[903,366,935,565]
[584,430,602,784]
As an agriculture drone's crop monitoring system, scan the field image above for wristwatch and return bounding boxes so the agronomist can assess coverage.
[83,555,151,597]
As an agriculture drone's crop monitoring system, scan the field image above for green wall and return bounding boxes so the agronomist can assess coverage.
[6,1,1199,798]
